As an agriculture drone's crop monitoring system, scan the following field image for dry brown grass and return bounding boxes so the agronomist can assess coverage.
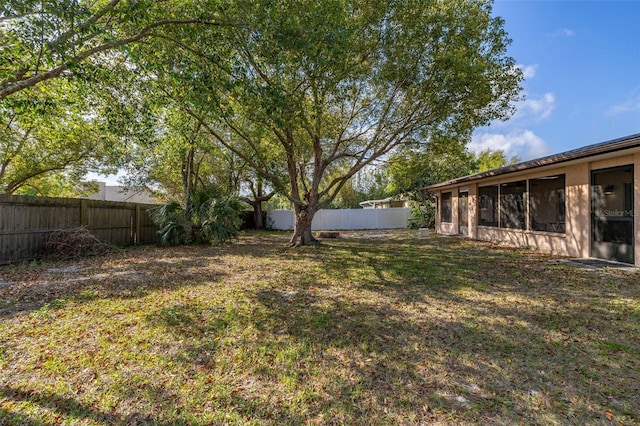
[1,230,638,425]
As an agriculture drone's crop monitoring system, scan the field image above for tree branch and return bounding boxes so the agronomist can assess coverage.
[0,18,229,99]
[174,99,290,199]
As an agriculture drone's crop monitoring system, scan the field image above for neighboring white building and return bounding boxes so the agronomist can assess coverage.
[85,182,156,204]
[359,196,412,209]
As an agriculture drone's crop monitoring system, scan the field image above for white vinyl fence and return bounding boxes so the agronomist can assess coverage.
[267,208,411,231]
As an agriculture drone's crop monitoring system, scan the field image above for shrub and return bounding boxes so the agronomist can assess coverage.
[150,192,244,246]
[407,201,435,229]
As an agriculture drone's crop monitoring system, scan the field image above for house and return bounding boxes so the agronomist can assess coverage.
[359,196,411,209]
[85,182,156,204]
[426,133,640,266]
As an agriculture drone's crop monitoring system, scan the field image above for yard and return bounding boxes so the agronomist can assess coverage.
[1,230,638,425]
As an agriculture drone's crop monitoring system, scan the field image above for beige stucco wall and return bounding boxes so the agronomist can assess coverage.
[467,186,477,239]
[433,148,639,266]
[476,227,574,256]
[564,162,590,258]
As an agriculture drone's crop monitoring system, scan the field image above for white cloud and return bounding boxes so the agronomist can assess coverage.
[551,28,575,38]
[491,92,555,128]
[517,92,555,121]
[470,65,556,162]
[470,130,552,161]
[605,85,640,116]
[517,64,538,80]
[606,101,640,115]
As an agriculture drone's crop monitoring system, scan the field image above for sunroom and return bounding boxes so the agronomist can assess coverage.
[426,133,640,266]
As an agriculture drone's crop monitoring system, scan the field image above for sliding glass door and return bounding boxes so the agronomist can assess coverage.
[591,165,634,263]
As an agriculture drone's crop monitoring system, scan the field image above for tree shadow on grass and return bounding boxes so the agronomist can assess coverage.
[298,236,493,301]
[250,290,439,421]
[242,235,640,423]
[2,233,639,423]
[256,285,636,423]
[140,287,433,422]
[0,250,228,319]
[313,234,637,308]
[0,385,176,426]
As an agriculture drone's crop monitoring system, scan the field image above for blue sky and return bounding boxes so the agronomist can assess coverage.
[470,0,640,161]
[93,1,640,185]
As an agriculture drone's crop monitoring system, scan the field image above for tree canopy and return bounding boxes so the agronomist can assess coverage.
[0,0,223,99]
[476,148,520,172]
[1,0,523,244]
[0,0,226,196]
[150,0,522,245]
[0,78,127,195]
[386,143,520,197]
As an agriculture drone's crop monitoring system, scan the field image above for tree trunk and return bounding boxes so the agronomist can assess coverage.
[182,147,195,244]
[289,205,318,246]
[253,202,264,230]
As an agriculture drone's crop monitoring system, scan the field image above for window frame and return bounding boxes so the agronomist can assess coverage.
[529,174,566,233]
[478,185,499,227]
[499,180,527,230]
[441,191,452,223]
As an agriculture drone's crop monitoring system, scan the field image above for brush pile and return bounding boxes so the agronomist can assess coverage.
[42,227,115,260]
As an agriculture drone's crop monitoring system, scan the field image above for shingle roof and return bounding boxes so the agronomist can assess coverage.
[425,133,640,190]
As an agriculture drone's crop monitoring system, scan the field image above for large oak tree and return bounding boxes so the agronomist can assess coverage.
[157,0,522,245]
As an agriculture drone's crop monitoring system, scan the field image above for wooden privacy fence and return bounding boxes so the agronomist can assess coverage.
[0,194,159,264]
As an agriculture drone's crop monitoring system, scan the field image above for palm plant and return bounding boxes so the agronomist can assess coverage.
[150,191,244,246]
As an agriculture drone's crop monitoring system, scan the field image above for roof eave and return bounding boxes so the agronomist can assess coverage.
[425,132,640,191]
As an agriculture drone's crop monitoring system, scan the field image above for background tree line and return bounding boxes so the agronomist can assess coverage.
[1,0,522,245]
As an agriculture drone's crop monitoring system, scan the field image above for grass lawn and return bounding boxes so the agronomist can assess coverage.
[1,230,639,425]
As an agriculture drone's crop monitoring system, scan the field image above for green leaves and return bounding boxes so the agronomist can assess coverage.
[1,0,522,245]
[150,192,244,246]
[0,78,126,195]
[0,0,226,99]
[139,0,523,243]
[475,149,519,172]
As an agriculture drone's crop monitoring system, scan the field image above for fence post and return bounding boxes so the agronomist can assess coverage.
[135,205,141,244]
[80,199,89,227]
